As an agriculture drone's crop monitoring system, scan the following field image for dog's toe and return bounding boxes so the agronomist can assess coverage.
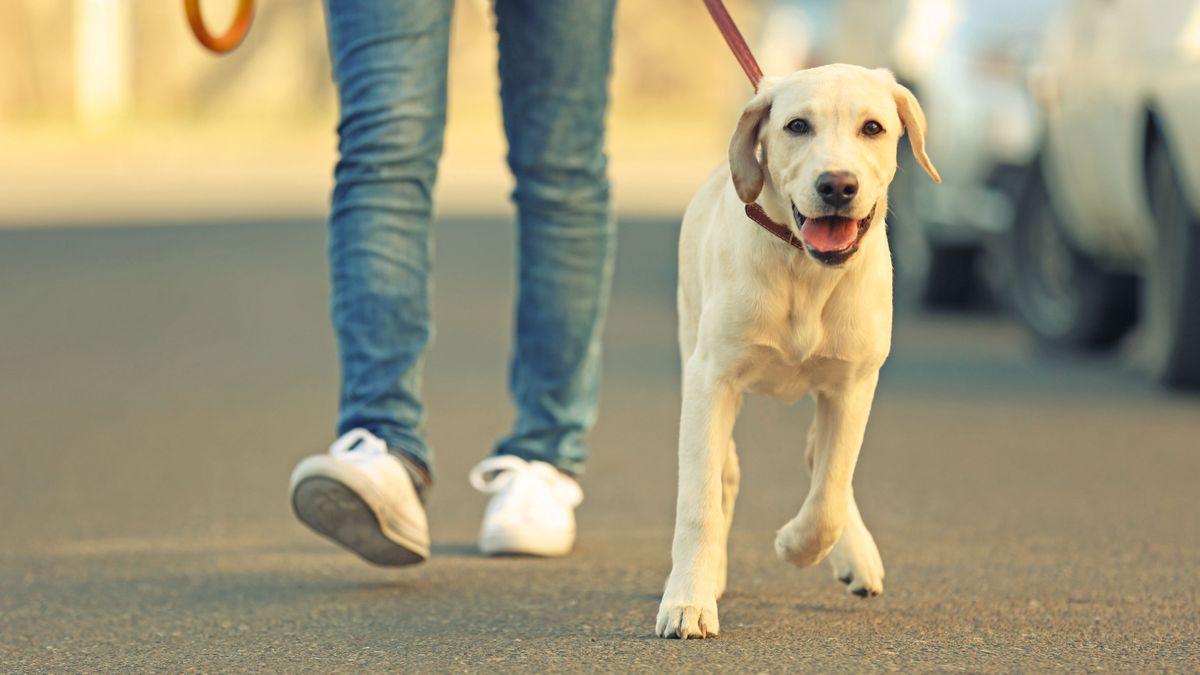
[850,585,880,599]
[826,518,884,599]
[844,565,882,598]
[843,569,882,599]
[656,603,720,639]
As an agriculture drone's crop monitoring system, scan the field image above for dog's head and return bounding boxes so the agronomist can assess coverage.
[730,64,940,266]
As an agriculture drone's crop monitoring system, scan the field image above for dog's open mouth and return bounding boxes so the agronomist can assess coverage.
[791,203,876,266]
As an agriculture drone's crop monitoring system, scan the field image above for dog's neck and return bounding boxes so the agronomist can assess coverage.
[756,175,793,230]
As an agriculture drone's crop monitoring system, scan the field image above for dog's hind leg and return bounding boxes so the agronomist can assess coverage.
[798,413,885,597]
[826,490,885,597]
[774,373,878,569]
[715,439,740,600]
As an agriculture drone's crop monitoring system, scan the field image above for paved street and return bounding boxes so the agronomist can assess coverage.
[1,218,1197,670]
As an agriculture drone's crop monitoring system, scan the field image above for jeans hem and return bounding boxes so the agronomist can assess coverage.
[350,426,432,482]
[491,447,584,478]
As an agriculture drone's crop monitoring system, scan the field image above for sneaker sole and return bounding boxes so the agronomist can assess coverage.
[292,476,426,567]
[479,528,574,557]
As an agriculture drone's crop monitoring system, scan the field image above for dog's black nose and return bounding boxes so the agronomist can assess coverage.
[816,171,859,207]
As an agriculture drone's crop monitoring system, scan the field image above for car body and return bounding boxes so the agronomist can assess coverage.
[1015,0,1200,386]
[891,0,1068,307]
[1036,0,1200,265]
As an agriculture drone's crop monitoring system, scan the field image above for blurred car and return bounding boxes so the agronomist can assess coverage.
[1012,0,1200,387]
[755,0,909,73]
[887,0,1065,308]
[757,0,1064,307]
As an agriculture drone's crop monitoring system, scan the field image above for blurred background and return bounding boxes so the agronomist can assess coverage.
[760,0,1200,388]
[2,0,1197,670]
[0,0,744,223]
[5,0,1200,385]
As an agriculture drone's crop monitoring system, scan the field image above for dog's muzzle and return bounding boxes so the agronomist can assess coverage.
[791,202,876,267]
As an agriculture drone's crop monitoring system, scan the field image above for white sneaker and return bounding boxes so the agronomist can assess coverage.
[468,455,583,557]
[289,429,430,566]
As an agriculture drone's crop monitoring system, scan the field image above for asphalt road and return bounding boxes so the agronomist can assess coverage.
[1,218,1197,671]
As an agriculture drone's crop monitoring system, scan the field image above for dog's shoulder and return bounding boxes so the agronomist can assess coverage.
[683,163,736,226]
[679,163,753,277]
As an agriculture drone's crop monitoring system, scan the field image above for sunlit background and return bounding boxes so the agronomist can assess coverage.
[0,0,753,224]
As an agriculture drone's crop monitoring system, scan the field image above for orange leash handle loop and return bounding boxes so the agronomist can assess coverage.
[184,0,255,54]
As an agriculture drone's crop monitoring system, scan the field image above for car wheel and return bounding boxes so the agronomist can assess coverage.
[888,135,984,309]
[1144,137,1200,388]
[921,242,983,308]
[1011,160,1137,349]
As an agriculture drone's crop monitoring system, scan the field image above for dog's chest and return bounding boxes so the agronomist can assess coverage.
[769,304,825,362]
[739,281,887,400]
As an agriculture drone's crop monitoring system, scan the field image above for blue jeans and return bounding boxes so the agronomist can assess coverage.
[325,0,617,479]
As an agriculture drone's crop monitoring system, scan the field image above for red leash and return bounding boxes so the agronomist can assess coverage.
[702,0,764,90]
[702,1,803,247]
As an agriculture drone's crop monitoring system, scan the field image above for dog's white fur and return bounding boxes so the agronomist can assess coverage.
[656,64,940,639]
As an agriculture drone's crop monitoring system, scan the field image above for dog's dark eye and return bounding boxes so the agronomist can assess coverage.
[785,118,810,135]
[862,120,884,136]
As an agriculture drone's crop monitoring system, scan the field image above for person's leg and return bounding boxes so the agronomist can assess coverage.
[493,0,618,476]
[325,0,453,486]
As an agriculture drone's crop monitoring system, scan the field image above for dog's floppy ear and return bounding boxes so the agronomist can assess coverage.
[893,82,941,184]
[729,86,774,203]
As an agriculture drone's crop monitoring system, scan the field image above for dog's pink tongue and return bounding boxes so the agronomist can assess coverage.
[800,217,858,252]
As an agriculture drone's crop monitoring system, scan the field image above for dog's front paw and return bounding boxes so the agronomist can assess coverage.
[656,600,719,639]
[827,518,884,598]
[774,509,841,568]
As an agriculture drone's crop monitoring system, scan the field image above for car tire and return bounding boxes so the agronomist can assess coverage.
[921,243,983,308]
[887,135,925,302]
[888,135,984,309]
[1143,137,1200,388]
[1011,160,1137,349]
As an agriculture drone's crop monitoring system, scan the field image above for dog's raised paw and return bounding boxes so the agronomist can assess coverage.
[655,603,720,639]
[774,521,840,568]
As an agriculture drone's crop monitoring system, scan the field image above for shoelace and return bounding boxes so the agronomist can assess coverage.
[468,455,583,507]
[329,428,388,459]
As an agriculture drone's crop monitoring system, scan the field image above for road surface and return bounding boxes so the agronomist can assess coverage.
[1,218,1197,670]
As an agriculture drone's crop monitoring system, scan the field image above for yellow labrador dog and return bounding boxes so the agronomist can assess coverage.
[656,64,940,639]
